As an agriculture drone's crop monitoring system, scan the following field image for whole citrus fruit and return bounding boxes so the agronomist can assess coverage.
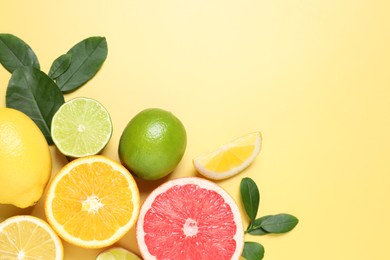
[118,108,187,180]
[0,108,51,208]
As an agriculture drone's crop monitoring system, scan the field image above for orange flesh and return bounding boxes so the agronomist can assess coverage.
[52,161,134,241]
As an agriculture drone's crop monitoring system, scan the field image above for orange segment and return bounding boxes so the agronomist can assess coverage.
[193,132,261,180]
[0,215,63,259]
[45,155,140,248]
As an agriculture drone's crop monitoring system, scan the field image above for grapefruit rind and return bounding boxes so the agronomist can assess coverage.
[136,177,244,260]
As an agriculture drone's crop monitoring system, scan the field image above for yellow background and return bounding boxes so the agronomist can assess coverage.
[1,0,390,259]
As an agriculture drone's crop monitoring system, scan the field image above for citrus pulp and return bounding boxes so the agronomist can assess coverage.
[136,177,244,259]
[97,247,142,260]
[193,132,261,180]
[119,108,187,180]
[51,97,113,158]
[0,215,63,259]
[0,107,51,208]
[45,155,140,248]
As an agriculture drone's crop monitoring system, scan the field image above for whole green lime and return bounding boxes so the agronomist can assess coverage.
[118,108,187,180]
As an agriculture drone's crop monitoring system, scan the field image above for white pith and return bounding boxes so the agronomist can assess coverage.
[183,218,199,237]
[82,194,104,213]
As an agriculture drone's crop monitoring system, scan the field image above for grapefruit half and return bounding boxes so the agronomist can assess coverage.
[136,177,244,260]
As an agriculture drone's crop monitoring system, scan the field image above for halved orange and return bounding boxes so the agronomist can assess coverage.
[0,215,63,259]
[193,132,262,180]
[44,155,140,248]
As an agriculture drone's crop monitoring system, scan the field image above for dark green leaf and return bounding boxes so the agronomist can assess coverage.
[55,36,107,92]
[242,241,264,260]
[0,33,40,73]
[261,213,299,234]
[48,53,72,79]
[247,215,272,235]
[240,177,260,222]
[6,67,65,144]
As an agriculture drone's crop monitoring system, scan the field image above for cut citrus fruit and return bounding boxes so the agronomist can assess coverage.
[51,97,113,158]
[136,177,244,260]
[193,132,262,180]
[97,247,142,260]
[45,155,140,248]
[0,215,63,259]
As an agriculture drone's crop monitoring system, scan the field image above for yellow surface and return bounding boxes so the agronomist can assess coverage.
[0,0,389,259]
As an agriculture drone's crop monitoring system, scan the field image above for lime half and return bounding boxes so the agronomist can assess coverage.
[51,97,112,158]
[97,247,142,260]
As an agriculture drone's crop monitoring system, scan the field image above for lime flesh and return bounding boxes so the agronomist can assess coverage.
[51,97,112,158]
[97,247,141,260]
[118,108,187,180]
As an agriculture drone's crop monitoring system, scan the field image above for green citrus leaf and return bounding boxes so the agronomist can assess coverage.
[260,213,299,234]
[242,241,264,260]
[240,177,260,222]
[0,33,40,73]
[55,36,107,92]
[48,53,72,79]
[6,67,65,144]
[247,215,272,235]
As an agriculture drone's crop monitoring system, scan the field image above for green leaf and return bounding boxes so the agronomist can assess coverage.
[260,213,299,234]
[242,241,264,260]
[48,53,72,79]
[0,34,40,73]
[6,67,65,144]
[240,177,260,222]
[55,36,107,92]
[247,215,272,235]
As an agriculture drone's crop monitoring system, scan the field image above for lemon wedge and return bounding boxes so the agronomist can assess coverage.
[193,132,262,180]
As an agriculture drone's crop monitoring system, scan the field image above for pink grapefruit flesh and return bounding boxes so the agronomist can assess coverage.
[136,177,244,260]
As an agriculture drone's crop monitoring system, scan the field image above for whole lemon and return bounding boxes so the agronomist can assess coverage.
[0,108,51,208]
[119,108,187,180]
